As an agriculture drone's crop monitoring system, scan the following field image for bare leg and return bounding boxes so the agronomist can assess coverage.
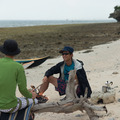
[39,76,58,94]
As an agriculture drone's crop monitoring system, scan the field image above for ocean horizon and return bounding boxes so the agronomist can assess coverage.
[0,19,116,28]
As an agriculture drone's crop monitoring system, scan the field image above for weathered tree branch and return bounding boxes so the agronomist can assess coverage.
[32,70,107,120]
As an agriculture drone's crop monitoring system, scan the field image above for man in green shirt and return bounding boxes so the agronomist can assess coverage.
[0,39,38,113]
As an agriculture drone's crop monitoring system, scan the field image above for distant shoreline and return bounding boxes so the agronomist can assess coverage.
[0,22,120,59]
[0,19,116,28]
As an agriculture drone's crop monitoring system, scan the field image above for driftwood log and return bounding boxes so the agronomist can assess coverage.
[32,70,107,120]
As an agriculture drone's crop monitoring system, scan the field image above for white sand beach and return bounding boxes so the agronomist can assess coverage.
[17,39,120,120]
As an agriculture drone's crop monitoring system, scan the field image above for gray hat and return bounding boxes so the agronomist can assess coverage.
[0,39,21,56]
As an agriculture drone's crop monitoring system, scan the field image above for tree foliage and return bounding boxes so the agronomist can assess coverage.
[114,5,120,11]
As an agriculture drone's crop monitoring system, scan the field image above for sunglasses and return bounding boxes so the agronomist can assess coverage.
[62,53,70,55]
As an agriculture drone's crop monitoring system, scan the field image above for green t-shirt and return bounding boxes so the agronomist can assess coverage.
[0,57,32,109]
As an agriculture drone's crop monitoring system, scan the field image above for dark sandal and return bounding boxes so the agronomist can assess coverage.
[36,94,48,103]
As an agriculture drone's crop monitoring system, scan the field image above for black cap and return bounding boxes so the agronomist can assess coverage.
[0,39,21,56]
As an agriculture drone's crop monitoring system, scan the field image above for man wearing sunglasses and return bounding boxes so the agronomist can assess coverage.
[39,46,92,99]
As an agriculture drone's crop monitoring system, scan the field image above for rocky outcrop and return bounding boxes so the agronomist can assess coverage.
[109,9,120,22]
[91,90,116,104]
[91,86,116,104]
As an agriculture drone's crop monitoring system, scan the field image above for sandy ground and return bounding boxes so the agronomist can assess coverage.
[17,39,120,120]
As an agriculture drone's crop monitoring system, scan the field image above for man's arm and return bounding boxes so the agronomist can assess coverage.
[17,65,36,98]
[45,61,64,77]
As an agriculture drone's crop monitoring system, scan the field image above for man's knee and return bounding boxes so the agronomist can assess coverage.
[48,76,55,82]
[48,76,58,87]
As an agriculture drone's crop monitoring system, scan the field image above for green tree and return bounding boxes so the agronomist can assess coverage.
[114,5,120,11]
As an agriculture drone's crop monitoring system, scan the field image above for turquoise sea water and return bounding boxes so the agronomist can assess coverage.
[0,20,116,28]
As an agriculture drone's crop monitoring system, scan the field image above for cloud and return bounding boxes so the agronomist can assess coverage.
[0,0,119,20]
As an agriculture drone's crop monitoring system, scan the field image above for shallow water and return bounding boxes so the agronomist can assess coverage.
[0,20,116,28]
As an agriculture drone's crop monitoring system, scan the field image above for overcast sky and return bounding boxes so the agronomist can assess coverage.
[0,0,119,20]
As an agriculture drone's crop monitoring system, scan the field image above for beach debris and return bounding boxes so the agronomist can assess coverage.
[102,86,108,93]
[91,90,116,104]
[82,49,94,53]
[112,72,118,74]
[101,81,113,93]
[105,81,113,88]
[91,80,115,104]
[32,70,107,120]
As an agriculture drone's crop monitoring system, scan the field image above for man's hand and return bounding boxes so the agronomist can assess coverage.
[31,90,37,99]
